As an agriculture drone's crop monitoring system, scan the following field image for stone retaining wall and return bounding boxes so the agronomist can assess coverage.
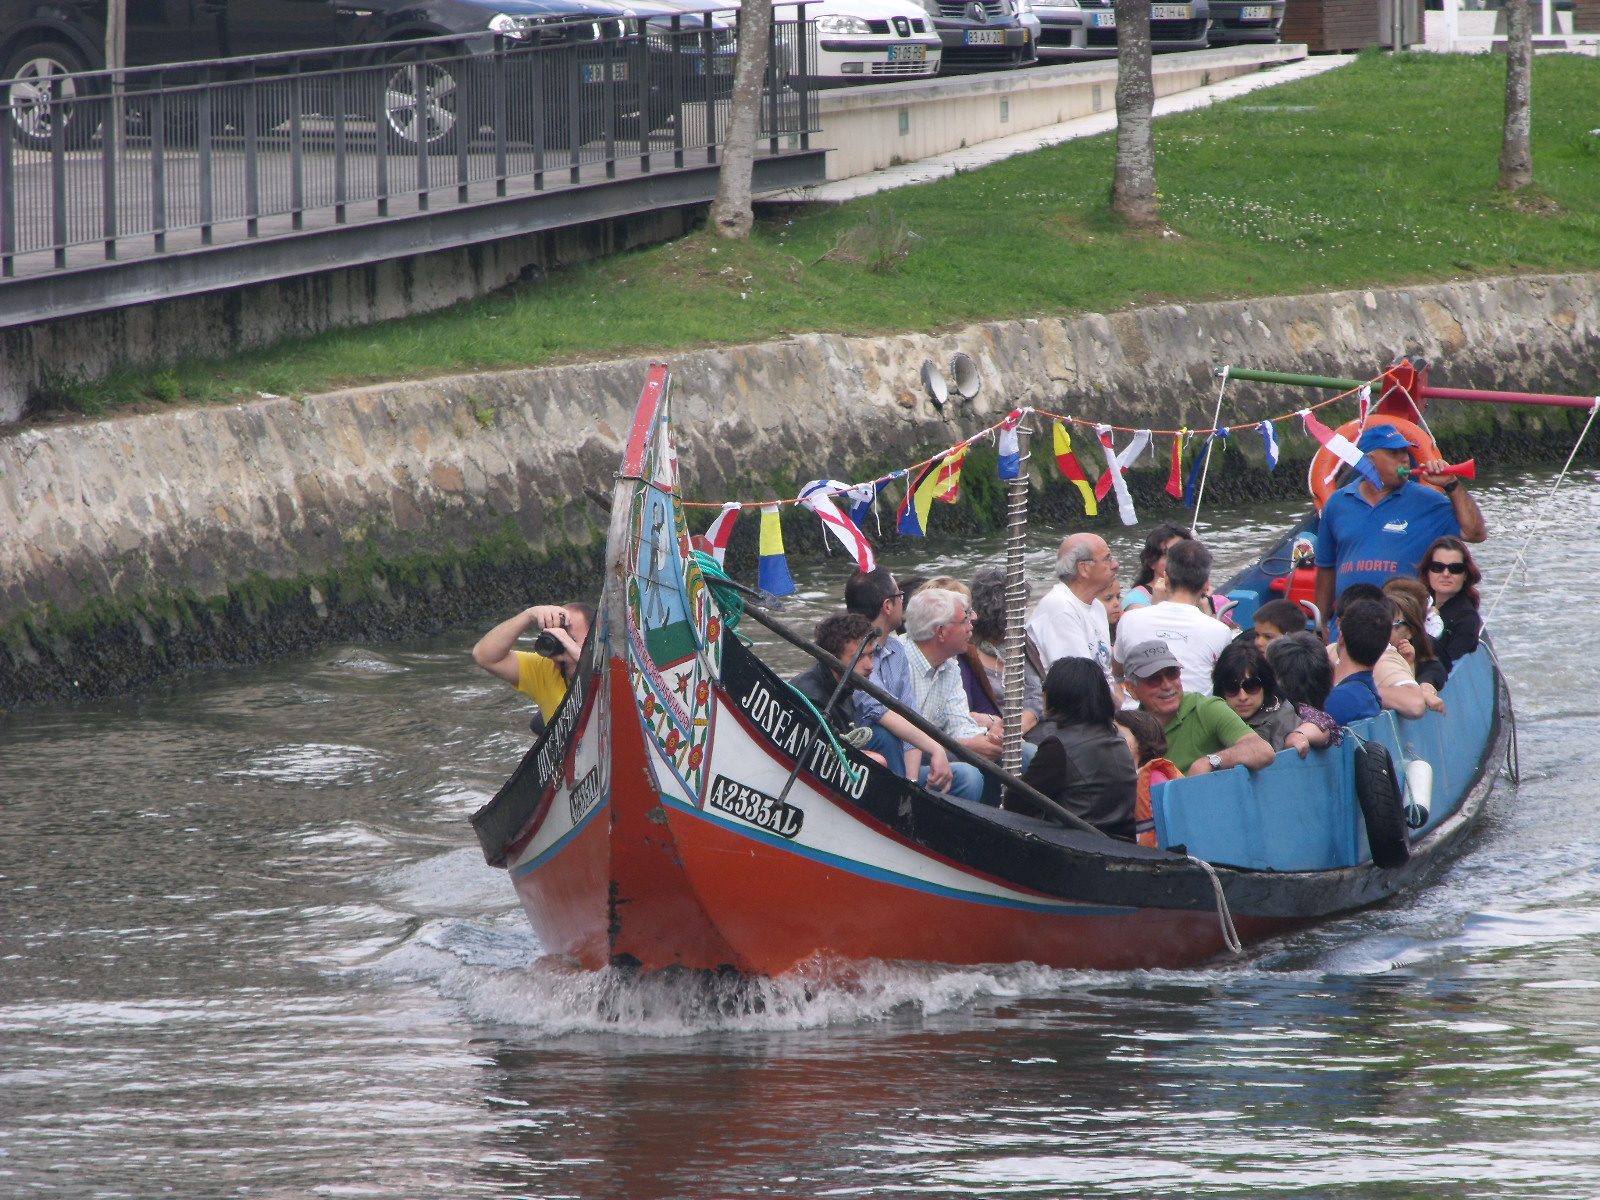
[3,271,1597,706]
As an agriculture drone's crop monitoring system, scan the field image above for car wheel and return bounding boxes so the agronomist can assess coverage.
[378,45,474,155]
[3,41,101,152]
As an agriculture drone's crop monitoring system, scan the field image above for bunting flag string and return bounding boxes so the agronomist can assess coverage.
[799,480,877,573]
[1095,423,1145,526]
[997,409,1024,480]
[1165,433,1186,500]
[757,504,795,596]
[1052,422,1099,516]
[1259,421,1279,471]
[679,374,1390,542]
[1300,408,1382,489]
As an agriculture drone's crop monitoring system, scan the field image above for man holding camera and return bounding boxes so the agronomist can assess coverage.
[473,602,594,724]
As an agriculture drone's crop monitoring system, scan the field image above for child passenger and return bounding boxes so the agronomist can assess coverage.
[1114,709,1182,849]
[1252,598,1310,653]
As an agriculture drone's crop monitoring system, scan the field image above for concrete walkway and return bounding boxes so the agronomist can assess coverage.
[768,54,1354,203]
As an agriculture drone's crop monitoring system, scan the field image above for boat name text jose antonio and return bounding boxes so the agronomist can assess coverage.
[736,678,872,801]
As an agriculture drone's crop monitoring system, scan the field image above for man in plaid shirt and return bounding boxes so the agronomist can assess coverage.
[901,587,1028,805]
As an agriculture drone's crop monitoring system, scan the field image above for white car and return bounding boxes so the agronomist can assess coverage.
[775,0,944,84]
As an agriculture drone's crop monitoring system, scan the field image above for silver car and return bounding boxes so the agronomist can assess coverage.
[1033,0,1211,59]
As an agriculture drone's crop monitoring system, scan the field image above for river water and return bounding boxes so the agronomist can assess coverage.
[5,466,1600,1199]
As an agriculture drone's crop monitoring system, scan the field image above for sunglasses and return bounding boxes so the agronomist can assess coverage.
[1222,677,1263,697]
[1426,561,1468,575]
[1136,666,1182,686]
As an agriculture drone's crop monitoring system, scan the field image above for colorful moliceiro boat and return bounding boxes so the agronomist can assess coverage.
[471,361,1516,975]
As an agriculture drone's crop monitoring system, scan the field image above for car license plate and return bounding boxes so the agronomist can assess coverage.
[888,43,927,61]
[581,63,630,83]
[1240,4,1272,15]
[1150,4,1191,16]
[964,28,1005,43]
[1093,10,1116,25]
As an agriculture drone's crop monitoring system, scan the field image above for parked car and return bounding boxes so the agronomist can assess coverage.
[920,0,1038,72]
[775,0,943,85]
[1206,0,1281,45]
[0,0,718,153]
[1032,0,1211,59]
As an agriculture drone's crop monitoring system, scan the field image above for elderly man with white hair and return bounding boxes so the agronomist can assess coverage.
[1026,533,1121,702]
[902,587,1031,805]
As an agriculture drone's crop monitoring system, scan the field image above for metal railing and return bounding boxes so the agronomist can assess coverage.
[0,10,816,276]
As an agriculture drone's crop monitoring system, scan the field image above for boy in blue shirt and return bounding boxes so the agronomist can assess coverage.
[1324,599,1391,726]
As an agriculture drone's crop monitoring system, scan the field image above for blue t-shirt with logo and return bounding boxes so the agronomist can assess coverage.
[1315,479,1461,601]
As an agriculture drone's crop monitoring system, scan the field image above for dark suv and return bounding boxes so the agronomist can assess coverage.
[0,0,727,152]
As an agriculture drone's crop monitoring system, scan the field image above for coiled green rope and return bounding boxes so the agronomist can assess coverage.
[691,550,746,633]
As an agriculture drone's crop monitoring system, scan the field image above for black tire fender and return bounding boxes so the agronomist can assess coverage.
[1355,740,1411,869]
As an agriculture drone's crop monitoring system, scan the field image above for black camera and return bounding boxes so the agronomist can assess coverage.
[532,630,566,657]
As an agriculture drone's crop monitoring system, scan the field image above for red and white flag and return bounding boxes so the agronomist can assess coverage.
[1093,425,1149,526]
[799,480,876,572]
[694,501,742,566]
[1300,409,1381,489]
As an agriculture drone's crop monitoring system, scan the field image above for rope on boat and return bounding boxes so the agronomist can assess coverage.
[1189,366,1231,531]
[1481,637,1521,785]
[1186,855,1243,953]
[1483,397,1600,624]
[692,550,748,635]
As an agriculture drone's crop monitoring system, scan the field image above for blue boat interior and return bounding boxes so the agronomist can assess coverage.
[1147,516,1500,873]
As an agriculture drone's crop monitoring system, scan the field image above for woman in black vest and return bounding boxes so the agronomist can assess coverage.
[1004,657,1137,839]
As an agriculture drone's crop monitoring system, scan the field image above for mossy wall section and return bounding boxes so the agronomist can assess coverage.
[3,271,1597,706]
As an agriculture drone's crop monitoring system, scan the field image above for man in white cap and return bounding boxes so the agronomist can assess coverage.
[1314,423,1486,622]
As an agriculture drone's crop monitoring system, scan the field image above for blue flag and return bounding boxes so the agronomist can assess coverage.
[1259,420,1280,471]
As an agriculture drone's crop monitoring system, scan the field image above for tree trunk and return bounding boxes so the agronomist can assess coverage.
[1110,0,1160,226]
[1499,0,1533,190]
[710,0,774,240]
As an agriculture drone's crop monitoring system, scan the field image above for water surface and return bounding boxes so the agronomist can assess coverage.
[4,468,1600,1199]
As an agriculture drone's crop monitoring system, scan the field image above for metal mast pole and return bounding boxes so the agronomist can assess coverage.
[1000,418,1032,777]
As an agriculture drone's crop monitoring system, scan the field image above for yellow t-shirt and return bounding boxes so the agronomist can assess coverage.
[515,650,570,721]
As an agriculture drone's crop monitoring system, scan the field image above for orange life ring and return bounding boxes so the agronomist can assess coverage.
[1308,416,1442,510]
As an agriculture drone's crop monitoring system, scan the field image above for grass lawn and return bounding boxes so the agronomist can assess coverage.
[36,49,1600,417]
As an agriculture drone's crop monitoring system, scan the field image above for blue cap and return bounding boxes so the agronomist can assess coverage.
[1357,424,1418,453]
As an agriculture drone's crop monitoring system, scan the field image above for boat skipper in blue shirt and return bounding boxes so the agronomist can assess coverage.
[1314,423,1487,624]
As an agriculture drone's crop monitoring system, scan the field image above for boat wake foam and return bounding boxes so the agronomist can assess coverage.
[401,950,1293,1037]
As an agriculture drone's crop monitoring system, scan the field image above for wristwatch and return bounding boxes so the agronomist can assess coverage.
[1206,753,1224,771]
[1442,479,1460,494]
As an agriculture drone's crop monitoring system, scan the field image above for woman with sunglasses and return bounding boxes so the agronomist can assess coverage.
[1418,535,1483,674]
[1211,638,1301,752]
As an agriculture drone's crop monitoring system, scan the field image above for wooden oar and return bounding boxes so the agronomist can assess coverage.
[740,601,1111,840]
